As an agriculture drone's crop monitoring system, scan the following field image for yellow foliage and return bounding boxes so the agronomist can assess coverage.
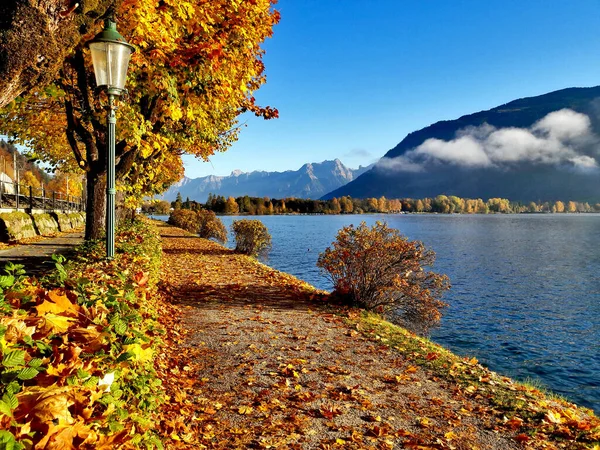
[0,0,280,208]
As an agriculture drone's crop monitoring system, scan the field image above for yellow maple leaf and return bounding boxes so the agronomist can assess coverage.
[46,363,68,377]
[37,290,80,317]
[445,431,457,440]
[546,411,563,424]
[238,405,253,415]
[122,343,153,362]
[41,314,76,334]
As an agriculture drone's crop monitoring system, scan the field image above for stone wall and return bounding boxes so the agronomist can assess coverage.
[0,211,85,242]
[68,212,85,229]
[0,212,37,241]
[32,213,60,237]
[51,213,73,232]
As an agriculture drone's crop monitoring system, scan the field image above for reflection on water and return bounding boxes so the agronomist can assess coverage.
[154,213,600,413]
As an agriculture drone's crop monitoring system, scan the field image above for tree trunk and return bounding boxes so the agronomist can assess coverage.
[85,168,106,241]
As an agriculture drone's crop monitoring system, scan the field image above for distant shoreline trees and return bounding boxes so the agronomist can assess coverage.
[142,193,600,216]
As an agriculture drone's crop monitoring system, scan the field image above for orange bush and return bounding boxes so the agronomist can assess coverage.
[317,221,450,334]
[167,209,198,233]
[197,210,227,243]
[231,219,271,257]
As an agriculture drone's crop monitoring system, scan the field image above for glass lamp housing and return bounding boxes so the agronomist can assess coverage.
[88,21,135,93]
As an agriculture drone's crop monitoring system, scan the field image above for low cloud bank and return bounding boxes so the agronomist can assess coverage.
[378,109,599,172]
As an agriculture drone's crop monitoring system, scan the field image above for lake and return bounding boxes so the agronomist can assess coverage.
[153,213,600,413]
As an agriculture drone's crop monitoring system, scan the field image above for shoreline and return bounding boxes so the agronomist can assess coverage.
[155,221,600,448]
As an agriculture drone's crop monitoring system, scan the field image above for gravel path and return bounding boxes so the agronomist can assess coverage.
[0,231,83,275]
[158,224,518,449]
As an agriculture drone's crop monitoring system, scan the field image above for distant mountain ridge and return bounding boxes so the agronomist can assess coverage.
[160,159,371,202]
[324,86,600,202]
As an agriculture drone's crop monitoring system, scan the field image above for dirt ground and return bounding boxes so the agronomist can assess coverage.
[156,223,525,449]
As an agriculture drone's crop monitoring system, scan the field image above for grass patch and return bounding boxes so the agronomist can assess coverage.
[346,310,600,448]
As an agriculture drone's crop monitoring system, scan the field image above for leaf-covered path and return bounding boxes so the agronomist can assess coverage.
[154,223,594,449]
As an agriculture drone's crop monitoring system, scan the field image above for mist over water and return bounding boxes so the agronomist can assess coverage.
[154,213,600,412]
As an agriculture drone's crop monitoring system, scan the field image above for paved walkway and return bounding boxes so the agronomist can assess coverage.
[0,232,84,276]
[156,224,517,449]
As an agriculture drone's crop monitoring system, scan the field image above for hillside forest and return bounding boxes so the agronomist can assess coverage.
[143,193,600,216]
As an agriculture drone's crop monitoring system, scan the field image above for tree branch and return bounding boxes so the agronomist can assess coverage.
[64,100,89,171]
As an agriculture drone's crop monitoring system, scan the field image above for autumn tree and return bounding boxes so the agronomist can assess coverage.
[330,198,342,214]
[339,196,354,213]
[143,199,170,214]
[378,196,388,213]
[0,0,280,240]
[0,0,115,107]
[487,198,510,213]
[46,172,83,196]
[317,221,450,334]
[19,170,41,189]
[553,201,565,213]
[367,198,379,212]
[432,195,450,213]
[388,199,402,213]
[224,196,240,215]
[415,199,424,213]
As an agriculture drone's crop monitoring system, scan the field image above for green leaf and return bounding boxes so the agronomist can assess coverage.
[0,400,13,418]
[2,350,25,368]
[17,367,38,380]
[5,381,20,396]
[76,368,90,379]
[114,321,127,335]
[116,351,135,362]
[35,341,52,355]
[0,275,15,289]
[108,420,125,433]
[2,392,17,410]
[0,430,24,450]
[82,376,99,388]
[28,358,43,368]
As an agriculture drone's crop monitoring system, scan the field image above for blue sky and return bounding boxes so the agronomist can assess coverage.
[183,0,600,178]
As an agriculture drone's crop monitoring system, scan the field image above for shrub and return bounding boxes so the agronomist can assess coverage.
[168,209,198,233]
[0,219,164,448]
[231,219,272,257]
[317,221,450,334]
[197,210,228,243]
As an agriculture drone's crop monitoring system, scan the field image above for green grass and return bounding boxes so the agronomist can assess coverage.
[342,310,600,447]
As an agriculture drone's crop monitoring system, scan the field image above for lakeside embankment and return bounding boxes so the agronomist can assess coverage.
[152,212,600,413]
[155,221,600,449]
[2,219,597,448]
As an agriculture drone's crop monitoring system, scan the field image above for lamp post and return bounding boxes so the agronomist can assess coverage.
[87,20,134,258]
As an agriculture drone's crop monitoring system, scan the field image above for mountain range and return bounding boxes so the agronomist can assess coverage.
[324,86,600,202]
[160,159,371,202]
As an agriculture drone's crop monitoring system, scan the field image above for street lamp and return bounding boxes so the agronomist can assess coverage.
[87,19,135,258]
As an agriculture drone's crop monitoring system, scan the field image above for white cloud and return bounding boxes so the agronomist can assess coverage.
[377,156,425,172]
[533,109,591,141]
[569,155,598,169]
[381,109,598,172]
[415,135,491,167]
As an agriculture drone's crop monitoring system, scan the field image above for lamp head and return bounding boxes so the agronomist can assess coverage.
[87,20,135,94]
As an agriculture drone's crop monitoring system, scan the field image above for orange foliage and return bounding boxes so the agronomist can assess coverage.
[317,221,450,334]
